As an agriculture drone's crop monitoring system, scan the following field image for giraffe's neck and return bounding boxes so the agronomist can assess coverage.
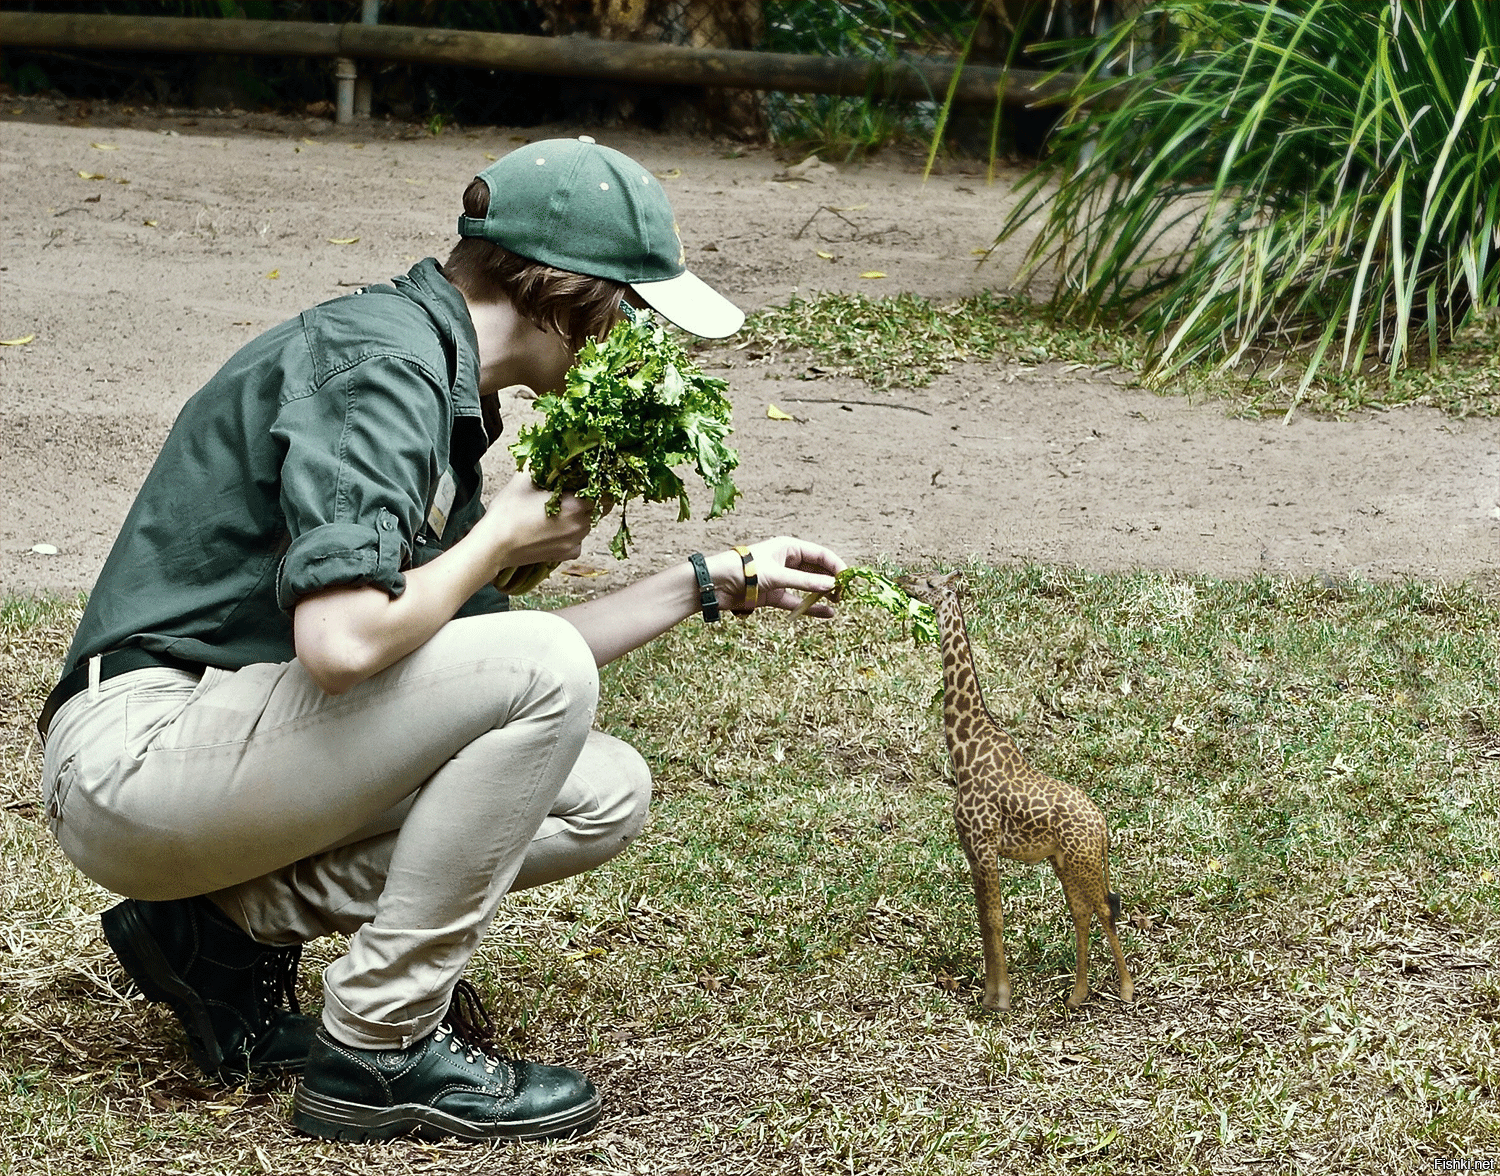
[934,592,1020,773]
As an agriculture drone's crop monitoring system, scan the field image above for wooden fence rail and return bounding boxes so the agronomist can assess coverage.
[0,10,1080,111]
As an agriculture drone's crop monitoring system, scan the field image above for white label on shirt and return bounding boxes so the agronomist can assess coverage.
[427,467,457,539]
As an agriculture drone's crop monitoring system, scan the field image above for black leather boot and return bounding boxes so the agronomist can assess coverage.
[101,896,317,1082]
[292,980,600,1142]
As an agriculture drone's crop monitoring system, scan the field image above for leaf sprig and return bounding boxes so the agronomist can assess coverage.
[833,566,938,644]
[508,310,740,563]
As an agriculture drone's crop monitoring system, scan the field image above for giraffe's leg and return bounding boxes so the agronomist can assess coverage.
[1051,854,1093,1009]
[1101,892,1135,1003]
[1102,916,1134,1003]
[967,856,1010,1011]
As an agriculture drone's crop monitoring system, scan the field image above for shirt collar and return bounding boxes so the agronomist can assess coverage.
[394,257,482,425]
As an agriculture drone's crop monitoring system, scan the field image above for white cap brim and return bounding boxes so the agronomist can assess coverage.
[630,269,745,339]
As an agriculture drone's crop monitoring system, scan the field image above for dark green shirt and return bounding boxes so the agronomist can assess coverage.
[60,258,506,678]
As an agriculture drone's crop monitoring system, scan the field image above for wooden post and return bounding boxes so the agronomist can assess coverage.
[0,11,1081,110]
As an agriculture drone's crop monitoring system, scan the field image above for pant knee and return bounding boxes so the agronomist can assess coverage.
[609,739,652,843]
[525,611,599,714]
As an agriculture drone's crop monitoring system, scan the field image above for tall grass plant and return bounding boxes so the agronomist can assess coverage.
[998,0,1500,406]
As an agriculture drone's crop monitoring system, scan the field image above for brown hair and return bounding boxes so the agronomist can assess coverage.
[441,177,627,355]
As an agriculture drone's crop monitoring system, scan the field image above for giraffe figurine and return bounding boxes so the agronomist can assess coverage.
[901,571,1134,1011]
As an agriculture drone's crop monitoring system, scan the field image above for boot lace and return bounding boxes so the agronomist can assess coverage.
[434,978,505,1076]
[253,943,304,1023]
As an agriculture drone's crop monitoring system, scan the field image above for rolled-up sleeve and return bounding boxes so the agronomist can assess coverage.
[273,355,447,610]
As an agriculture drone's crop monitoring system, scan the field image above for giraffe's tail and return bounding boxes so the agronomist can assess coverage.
[1106,891,1123,923]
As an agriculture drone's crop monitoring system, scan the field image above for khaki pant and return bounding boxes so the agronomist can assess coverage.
[40,611,650,1050]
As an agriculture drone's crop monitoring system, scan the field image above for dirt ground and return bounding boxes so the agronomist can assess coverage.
[2,95,1497,600]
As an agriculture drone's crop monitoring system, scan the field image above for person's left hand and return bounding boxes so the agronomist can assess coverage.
[716,536,845,617]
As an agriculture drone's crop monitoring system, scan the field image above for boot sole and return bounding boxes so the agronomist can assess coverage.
[292,1082,602,1142]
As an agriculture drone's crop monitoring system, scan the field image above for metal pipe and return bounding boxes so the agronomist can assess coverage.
[335,55,356,124]
[354,0,379,118]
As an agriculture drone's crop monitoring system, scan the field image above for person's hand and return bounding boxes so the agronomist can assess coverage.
[482,470,598,574]
[715,536,845,617]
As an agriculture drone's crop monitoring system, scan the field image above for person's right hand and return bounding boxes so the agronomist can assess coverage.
[482,470,599,576]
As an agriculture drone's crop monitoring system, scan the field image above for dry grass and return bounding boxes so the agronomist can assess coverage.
[3,570,1498,1175]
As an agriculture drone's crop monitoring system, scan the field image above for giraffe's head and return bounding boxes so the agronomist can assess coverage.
[898,570,964,607]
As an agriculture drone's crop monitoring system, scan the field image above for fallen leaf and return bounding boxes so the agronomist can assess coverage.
[32,543,59,555]
[301,138,319,145]
[143,219,158,227]
[90,142,118,150]
[1207,857,1222,872]
[971,246,992,256]
[484,153,498,161]
[859,270,887,279]
[816,250,836,260]
[84,194,101,203]
[934,971,960,993]
[653,168,682,179]
[828,202,868,212]
[1129,910,1155,932]
[697,971,723,993]
[560,563,607,578]
[327,236,360,245]
[265,269,280,280]
[77,170,108,180]
[766,403,795,421]
[1481,869,1495,883]
[1,334,36,346]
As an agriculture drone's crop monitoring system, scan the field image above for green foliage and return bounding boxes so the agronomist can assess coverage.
[744,289,1146,390]
[834,566,938,643]
[509,311,739,562]
[1000,0,1500,401]
[762,0,977,157]
[743,286,1498,417]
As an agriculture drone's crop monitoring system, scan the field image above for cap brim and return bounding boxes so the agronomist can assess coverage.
[630,270,745,339]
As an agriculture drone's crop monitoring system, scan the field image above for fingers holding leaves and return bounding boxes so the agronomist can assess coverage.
[738,536,844,616]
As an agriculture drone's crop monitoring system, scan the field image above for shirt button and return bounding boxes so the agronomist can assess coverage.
[380,516,395,531]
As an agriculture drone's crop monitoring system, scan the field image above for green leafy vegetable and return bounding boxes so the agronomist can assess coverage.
[834,566,938,643]
[503,310,740,587]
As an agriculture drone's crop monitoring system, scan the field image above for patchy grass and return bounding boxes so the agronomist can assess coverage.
[739,293,1500,419]
[3,569,1498,1174]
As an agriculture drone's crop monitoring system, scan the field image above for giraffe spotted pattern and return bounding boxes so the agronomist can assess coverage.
[904,571,1135,1012]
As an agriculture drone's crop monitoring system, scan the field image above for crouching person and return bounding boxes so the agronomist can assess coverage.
[37,137,845,1143]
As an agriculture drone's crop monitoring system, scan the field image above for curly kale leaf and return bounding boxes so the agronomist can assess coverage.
[835,567,939,644]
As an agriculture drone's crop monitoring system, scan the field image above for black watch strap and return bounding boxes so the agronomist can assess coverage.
[688,552,721,623]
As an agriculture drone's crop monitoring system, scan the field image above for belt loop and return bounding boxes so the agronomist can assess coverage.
[87,654,102,699]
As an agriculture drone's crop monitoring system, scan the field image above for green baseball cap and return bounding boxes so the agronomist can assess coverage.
[458,136,745,339]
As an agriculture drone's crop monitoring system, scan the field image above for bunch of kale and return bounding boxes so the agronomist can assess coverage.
[496,311,739,592]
